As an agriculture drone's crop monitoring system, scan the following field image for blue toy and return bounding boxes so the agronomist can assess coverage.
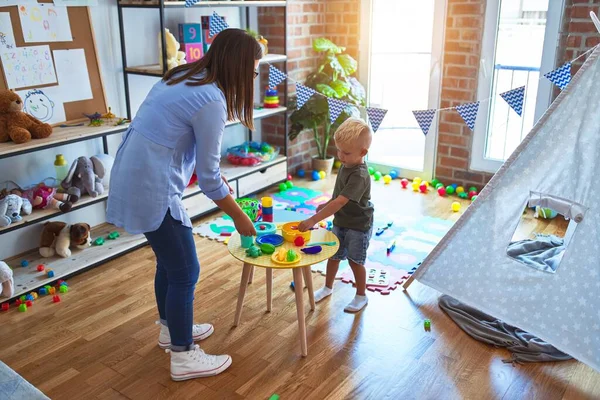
[389,170,398,180]
[26,294,34,301]
[21,260,28,267]
[297,169,305,178]
[39,287,47,295]
[311,170,320,181]
[47,270,55,278]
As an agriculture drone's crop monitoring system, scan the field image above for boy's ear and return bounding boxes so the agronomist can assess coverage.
[360,149,368,157]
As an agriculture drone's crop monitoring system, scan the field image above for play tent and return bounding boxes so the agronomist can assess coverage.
[406,44,600,372]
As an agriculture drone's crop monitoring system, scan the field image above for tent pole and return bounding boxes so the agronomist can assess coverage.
[591,11,600,34]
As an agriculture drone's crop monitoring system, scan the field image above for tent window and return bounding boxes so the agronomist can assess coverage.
[506,192,587,273]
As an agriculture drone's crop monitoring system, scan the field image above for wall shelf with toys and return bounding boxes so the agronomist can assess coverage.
[118,1,287,8]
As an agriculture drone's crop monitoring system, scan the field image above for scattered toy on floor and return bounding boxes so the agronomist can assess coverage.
[424,319,431,331]
[451,202,461,212]
[401,178,409,188]
[18,303,27,312]
[20,260,28,267]
[47,269,55,278]
[94,237,105,246]
[1,303,8,311]
[297,169,305,178]
[376,222,393,236]
[52,295,61,303]
[36,264,44,272]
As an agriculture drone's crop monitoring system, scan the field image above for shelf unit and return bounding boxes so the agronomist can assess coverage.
[1,1,289,301]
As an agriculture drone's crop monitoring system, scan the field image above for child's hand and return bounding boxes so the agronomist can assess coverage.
[298,218,315,232]
[234,213,257,236]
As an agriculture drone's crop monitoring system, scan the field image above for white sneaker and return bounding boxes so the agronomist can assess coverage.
[168,344,232,381]
[157,321,215,349]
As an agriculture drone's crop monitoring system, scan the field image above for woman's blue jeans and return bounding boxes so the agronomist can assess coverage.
[144,210,199,351]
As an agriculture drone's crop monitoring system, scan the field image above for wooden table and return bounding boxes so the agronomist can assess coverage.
[228,229,339,357]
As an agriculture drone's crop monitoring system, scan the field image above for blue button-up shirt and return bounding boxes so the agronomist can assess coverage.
[106,77,230,234]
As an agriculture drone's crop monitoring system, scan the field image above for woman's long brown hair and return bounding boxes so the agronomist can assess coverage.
[163,28,262,130]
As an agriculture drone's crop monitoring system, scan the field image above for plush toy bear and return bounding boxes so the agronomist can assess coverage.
[0,89,53,144]
[159,28,187,71]
[0,261,13,299]
[39,221,92,258]
[0,194,32,227]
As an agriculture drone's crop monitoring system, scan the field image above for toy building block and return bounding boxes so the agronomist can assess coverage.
[94,237,105,246]
[182,43,203,63]
[424,319,431,330]
[59,285,68,294]
[1,303,8,311]
[49,287,56,295]
[26,294,34,301]
[18,304,27,312]
[179,23,202,43]
[25,300,33,307]
[20,295,26,302]
[39,287,48,295]
[47,270,55,278]
[21,260,28,267]
[107,231,120,240]
[31,292,38,299]
[15,299,21,306]
[52,295,61,303]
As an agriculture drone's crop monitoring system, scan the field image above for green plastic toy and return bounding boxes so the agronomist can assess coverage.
[306,241,336,247]
[107,231,120,240]
[259,243,275,255]
[94,237,105,246]
[424,319,431,330]
[245,245,263,258]
[18,304,27,312]
[286,249,298,262]
[59,285,68,293]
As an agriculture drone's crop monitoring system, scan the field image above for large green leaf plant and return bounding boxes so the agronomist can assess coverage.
[288,38,367,160]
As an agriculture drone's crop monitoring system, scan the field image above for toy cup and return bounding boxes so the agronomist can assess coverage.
[240,235,254,248]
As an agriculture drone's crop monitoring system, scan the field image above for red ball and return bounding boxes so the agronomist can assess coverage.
[419,183,428,193]
[468,190,478,199]
[287,174,293,181]
[294,236,305,246]
[400,178,409,188]
[37,264,44,272]
[438,187,446,196]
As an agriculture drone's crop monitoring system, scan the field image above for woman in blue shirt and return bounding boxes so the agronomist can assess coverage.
[107,29,259,381]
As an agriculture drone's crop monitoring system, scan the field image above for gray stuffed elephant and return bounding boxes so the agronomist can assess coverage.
[61,156,106,201]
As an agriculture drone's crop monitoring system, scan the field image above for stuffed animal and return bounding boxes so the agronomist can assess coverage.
[61,156,106,200]
[0,194,32,227]
[159,28,187,71]
[90,153,114,189]
[0,89,52,144]
[13,183,75,213]
[0,261,13,299]
[39,221,92,258]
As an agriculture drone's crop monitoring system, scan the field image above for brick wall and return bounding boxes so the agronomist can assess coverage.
[258,0,360,173]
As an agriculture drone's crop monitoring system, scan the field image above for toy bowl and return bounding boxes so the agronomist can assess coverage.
[281,222,311,243]
[254,222,277,237]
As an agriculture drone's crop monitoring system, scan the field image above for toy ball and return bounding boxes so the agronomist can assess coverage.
[451,202,461,212]
[236,198,262,222]
[373,171,382,181]
[458,192,468,199]
[431,179,440,187]
[318,170,326,179]
[389,170,398,180]
[471,195,478,202]
[383,175,392,184]
[445,185,455,195]
[368,167,375,175]
[451,183,458,189]
[419,182,428,193]
[279,182,287,192]
[297,169,305,178]
[334,160,342,169]
[287,174,293,181]
[20,260,28,267]
[435,183,445,189]
[36,264,44,272]
[456,186,465,194]
[285,180,294,189]
[437,187,446,196]
[401,178,409,188]
[468,190,478,200]
[536,207,558,219]
[413,177,422,185]
[312,170,320,181]
[411,182,420,192]
[468,186,477,193]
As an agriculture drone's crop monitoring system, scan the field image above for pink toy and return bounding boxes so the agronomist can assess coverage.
[16,183,75,213]
[400,178,409,188]
[438,187,446,197]
[468,190,478,200]
[419,183,428,193]
[341,265,409,295]
[182,43,203,63]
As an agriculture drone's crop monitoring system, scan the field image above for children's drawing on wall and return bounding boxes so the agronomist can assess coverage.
[0,13,16,51]
[18,3,72,43]
[1,45,57,89]
[17,86,66,125]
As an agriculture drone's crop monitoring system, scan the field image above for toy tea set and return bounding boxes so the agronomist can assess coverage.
[236,197,333,265]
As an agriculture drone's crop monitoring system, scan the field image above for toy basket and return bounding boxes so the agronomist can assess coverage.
[226,141,279,166]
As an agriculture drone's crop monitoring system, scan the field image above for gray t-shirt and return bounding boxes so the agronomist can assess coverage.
[332,163,374,232]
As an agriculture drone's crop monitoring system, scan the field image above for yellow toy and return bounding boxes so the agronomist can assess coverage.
[412,182,419,192]
[383,175,392,184]
[451,202,461,212]
[159,28,187,71]
[272,248,301,265]
[413,177,422,185]
[456,186,465,195]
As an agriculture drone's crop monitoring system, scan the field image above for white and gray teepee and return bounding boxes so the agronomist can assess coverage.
[408,45,600,372]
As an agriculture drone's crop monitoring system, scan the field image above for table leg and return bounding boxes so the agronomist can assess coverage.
[302,266,315,311]
[248,266,255,284]
[292,268,308,357]
[266,268,273,312]
[233,263,253,327]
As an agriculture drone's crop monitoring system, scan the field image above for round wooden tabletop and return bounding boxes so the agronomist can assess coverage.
[227,228,340,269]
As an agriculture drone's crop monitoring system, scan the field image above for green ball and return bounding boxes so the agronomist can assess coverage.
[374,171,382,181]
[368,167,375,175]
[435,183,444,189]
[445,185,455,195]
[285,180,293,189]
[431,179,440,187]
[471,195,478,202]
[458,192,468,199]
[279,183,287,192]
[468,186,477,193]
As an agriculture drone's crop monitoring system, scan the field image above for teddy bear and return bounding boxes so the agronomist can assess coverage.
[61,156,106,200]
[0,261,13,299]
[0,194,32,227]
[0,89,53,144]
[39,221,92,258]
[159,28,187,71]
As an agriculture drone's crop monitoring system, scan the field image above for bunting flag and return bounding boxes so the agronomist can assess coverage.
[209,12,229,37]
[412,109,436,136]
[544,62,571,90]
[268,65,287,89]
[366,107,388,133]
[296,83,316,109]
[328,98,347,124]
[185,0,200,6]
[455,101,480,131]
[499,86,525,116]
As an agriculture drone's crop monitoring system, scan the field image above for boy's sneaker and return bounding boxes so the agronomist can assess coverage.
[157,321,214,349]
[168,344,232,381]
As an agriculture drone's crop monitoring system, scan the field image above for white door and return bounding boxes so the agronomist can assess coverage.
[359,0,446,180]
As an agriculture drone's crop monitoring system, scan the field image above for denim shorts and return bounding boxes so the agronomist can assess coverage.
[331,225,373,266]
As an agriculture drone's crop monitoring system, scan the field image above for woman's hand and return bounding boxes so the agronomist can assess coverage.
[234,213,257,236]
[221,175,234,195]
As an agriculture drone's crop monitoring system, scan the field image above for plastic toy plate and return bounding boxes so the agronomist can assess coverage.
[271,252,302,265]
[256,234,284,246]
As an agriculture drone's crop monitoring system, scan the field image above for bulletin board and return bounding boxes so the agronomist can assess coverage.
[0,1,107,126]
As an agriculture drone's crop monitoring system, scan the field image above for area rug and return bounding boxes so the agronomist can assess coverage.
[0,361,49,400]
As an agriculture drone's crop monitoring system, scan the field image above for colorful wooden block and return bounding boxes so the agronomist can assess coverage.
[182,43,203,63]
[178,23,202,44]
[49,287,56,295]
[59,285,68,293]
[18,304,27,312]
[1,303,8,312]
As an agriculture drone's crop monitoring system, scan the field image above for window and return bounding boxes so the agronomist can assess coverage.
[471,0,564,173]
[507,192,586,273]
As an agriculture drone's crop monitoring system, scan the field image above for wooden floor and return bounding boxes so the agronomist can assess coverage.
[1,177,599,400]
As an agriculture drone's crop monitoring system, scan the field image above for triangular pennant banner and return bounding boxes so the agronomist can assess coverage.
[455,101,479,131]
[544,62,571,90]
[268,65,287,89]
[412,109,436,136]
[366,107,388,133]
[185,0,200,7]
[209,12,228,37]
[296,83,316,109]
[499,86,525,116]
[328,98,347,124]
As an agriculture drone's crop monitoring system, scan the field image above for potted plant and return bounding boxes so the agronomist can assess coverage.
[288,38,366,175]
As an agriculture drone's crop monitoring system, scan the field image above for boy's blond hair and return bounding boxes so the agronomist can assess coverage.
[334,118,373,150]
